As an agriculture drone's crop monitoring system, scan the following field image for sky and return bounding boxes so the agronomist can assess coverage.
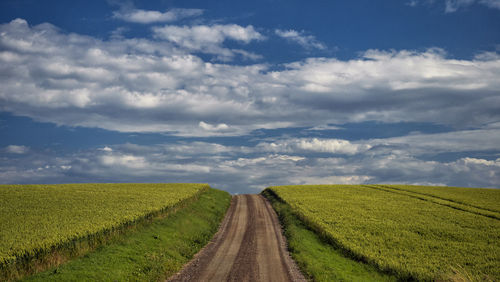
[0,0,499,194]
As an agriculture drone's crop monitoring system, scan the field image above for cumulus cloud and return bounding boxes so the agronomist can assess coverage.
[258,138,370,155]
[113,8,203,24]
[4,145,29,154]
[0,19,499,138]
[153,24,264,60]
[461,157,500,166]
[99,146,113,152]
[296,139,370,154]
[275,29,326,50]
[199,121,230,132]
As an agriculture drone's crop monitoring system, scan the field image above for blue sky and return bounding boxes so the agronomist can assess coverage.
[1,0,499,193]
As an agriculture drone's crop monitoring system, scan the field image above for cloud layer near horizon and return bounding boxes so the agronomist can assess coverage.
[2,127,499,193]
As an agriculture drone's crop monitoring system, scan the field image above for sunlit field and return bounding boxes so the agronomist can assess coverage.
[0,183,208,279]
[265,184,500,280]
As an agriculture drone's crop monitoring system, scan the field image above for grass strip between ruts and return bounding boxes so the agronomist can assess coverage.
[23,188,231,281]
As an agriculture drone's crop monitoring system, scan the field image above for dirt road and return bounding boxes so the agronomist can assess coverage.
[168,194,306,282]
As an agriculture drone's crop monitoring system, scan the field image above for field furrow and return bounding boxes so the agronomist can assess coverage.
[363,185,500,220]
[373,184,500,214]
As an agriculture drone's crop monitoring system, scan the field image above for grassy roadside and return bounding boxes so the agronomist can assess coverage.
[262,189,395,282]
[23,188,231,281]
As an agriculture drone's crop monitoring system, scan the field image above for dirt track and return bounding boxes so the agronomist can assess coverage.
[168,194,306,282]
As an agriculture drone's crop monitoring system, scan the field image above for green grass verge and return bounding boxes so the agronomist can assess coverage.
[262,189,396,282]
[22,188,231,281]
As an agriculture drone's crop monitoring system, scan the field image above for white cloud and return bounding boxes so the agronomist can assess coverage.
[275,29,326,50]
[98,150,211,174]
[0,19,499,138]
[258,138,370,155]
[297,139,370,154]
[113,8,203,24]
[289,175,374,185]
[226,154,305,167]
[153,24,263,60]
[158,141,237,155]
[100,154,147,169]
[199,121,230,132]
[461,157,500,166]
[274,155,306,162]
[5,145,29,154]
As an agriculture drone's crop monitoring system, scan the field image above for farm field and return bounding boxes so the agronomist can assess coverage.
[262,189,396,282]
[0,183,209,280]
[24,188,231,281]
[265,184,500,281]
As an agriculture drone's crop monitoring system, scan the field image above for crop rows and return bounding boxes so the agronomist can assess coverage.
[0,183,208,278]
[267,184,500,281]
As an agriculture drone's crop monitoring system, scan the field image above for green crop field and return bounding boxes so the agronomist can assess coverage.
[265,184,500,281]
[0,183,208,279]
[376,184,500,213]
[24,187,231,282]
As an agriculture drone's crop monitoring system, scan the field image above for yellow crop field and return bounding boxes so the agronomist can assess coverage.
[266,184,500,281]
[0,183,207,275]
